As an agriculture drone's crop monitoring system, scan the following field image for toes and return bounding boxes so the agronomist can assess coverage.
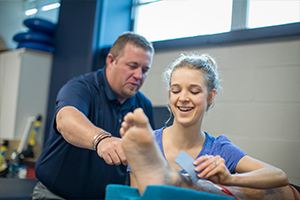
[120,121,130,137]
[133,108,149,126]
[121,121,129,131]
[119,127,125,138]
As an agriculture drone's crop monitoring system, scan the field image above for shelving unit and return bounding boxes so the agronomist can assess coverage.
[0,48,52,149]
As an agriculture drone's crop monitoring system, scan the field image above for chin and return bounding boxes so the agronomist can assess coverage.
[175,119,194,127]
[122,90,137,99]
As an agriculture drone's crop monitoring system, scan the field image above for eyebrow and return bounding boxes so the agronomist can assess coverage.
[127,61,150,69]
[170,84,180,88]
[189,84,203,89]
[170,83,203,89]
[127,61,139,66]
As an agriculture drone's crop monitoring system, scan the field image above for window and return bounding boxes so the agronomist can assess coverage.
[133,0,233,42]
[133,0,300,42]
[247,0,300,29]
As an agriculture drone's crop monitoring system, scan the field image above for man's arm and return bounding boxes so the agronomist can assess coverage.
[56,106,100,149]
[56,106,127,165]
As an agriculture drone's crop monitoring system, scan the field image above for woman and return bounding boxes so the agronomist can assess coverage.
[126,53,289,191]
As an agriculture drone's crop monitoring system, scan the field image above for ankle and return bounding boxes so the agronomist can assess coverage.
[167,165,186,187]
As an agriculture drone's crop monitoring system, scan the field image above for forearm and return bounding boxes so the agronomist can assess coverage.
[230,167,289,189]
[180,172,292,200]
[226,185,297,200]
[56,106,103,150]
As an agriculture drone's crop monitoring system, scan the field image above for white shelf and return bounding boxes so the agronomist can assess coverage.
[0,48,52,147]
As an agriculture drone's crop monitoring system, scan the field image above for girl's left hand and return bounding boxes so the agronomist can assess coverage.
[193,155,232,185]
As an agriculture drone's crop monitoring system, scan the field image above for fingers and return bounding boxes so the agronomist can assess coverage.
[104,149,127,166]
[194,155,225,179]
[194,155,232,185]
[97,137,128,166]
[193,154,210,165]
[115,139,128,165]
[200,160,223,179]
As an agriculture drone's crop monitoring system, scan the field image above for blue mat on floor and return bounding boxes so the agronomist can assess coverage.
[105,184,237,200]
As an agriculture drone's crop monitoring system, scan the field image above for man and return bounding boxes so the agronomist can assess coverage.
[120,108,300,200]
[33,32,155,199]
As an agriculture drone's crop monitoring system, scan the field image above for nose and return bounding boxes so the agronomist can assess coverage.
[133,68,143,80]
[178,91,190,102]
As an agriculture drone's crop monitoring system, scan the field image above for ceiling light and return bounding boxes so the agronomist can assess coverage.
[42,3,60,11]
[25,8,38,16]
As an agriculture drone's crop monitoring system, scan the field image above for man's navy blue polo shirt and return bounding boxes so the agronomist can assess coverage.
[35,66,154,199]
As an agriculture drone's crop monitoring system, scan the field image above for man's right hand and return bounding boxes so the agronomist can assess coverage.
[96,136,128,166]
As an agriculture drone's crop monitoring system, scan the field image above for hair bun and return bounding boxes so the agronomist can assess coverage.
[200,54,218,70]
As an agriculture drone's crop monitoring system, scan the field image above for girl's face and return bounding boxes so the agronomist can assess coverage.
[169,67,216,127]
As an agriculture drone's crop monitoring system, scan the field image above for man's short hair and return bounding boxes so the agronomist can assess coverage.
[109,32,154,62]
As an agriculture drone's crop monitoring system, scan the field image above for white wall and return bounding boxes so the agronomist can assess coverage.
[141,36,300,185]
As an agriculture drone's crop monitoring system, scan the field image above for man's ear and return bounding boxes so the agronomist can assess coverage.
[106,53,115,68]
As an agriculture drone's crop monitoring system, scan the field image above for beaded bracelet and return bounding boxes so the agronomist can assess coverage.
[92,131,107,150]
[95,134,112,152]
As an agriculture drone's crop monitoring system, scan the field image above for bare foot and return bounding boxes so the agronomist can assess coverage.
[120,108,180,194]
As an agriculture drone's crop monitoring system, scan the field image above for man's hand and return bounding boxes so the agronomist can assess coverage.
[96,137,128,166]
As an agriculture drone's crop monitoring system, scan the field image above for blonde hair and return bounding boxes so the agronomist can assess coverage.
[162,52,220,113]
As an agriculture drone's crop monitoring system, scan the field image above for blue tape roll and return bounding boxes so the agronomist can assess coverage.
[13,31,53,45]
[23,18,56,35]
[17,41,54,53]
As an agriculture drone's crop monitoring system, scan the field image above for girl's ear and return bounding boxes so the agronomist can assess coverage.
[208,89,217,105]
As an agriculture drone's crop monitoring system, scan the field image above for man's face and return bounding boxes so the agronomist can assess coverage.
[107,43,153,103]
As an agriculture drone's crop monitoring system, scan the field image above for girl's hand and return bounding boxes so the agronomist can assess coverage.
[193,155,232,185]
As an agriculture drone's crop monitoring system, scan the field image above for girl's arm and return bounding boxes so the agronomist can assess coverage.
[231,155,289,189]
[194,155,288,189]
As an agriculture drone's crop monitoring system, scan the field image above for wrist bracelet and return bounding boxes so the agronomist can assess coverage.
[95,134,112,152]
[93,132,108,147]
[93,132,110,149]
[92,131,107,150]
[93,132,112,150]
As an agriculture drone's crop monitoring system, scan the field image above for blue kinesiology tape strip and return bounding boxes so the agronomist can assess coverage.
[174,150,200,183]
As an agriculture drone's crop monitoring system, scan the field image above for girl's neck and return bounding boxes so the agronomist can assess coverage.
[165,122,206,150]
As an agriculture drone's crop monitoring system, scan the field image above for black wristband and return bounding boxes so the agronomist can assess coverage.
[95,135,111,152]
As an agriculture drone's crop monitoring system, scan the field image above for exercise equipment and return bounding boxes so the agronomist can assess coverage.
[13,18,56,53]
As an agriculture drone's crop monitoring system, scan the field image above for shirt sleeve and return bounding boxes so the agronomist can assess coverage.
[213,135,247,173]
[56,78,92,116]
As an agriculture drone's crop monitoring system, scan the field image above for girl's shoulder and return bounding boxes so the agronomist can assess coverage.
[205,132,231,144]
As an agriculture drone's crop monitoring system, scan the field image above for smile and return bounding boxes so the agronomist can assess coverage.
[177,107,193,112]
